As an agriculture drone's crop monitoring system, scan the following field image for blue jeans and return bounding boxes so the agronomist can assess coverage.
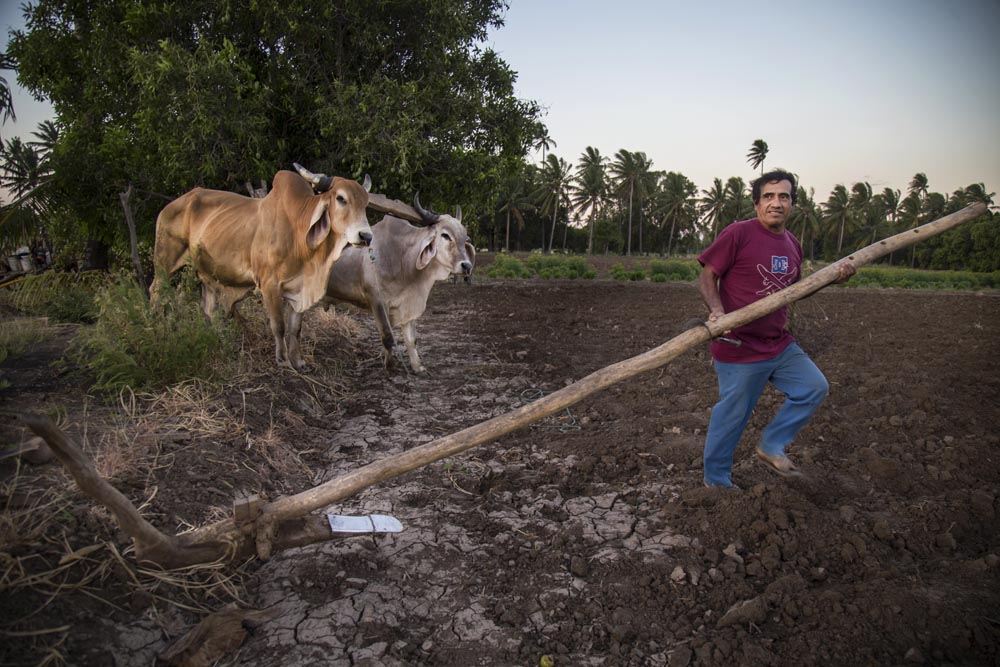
[703,343,829,487]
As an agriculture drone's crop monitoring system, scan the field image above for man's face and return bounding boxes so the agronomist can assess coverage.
[754,179,794,232]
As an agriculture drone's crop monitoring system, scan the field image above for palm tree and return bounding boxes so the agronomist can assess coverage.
[699,178,726,242]
[531,124,557,163]
[654,171,698,256]
[570,146,607,254]
[905,173,930,266]
[787,186,821,260]
[533,153,573,253]
[876,187,901,264]
[609,149,652,255]
[849,181,875,246]
[746,139,769,175]
[963,182,995,208]
[1,130,55,254]
[723,176,751,225]
[0,52,16,137]
[498,170,533,253]
[907,173,929,200]
[822,184,851,256]
[28,120,59,160]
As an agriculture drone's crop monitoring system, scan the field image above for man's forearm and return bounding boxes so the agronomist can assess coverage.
[699,268,724,317]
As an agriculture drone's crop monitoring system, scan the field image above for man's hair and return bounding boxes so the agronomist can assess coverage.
[751,170,798,205]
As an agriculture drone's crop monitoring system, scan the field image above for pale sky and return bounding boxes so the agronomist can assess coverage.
[4,1,999,202]
[486,0,1000,200]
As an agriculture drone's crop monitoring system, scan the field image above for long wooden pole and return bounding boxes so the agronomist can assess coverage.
[26,203,989,567]
[186,203,989,546]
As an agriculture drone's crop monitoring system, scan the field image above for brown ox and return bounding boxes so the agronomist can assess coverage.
[149,169,372,370]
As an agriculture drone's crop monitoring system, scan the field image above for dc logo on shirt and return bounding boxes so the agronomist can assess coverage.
[771,256,789,274]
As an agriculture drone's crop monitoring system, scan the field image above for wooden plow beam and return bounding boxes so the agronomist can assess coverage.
[24,203,989,569]
[366,192,423,224]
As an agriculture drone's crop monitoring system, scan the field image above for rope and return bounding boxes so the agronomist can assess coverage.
[519,388,581,433]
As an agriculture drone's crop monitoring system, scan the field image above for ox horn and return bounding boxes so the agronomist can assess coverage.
[454,205,462,223]
[293,162,333,193]
[413,192,441,224]
[362,174,372,193]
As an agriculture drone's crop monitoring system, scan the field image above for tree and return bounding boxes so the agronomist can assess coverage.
[962,183,995,208]
[531,123,557,163]
[722,176,751,227]
[746,139,769,175]
[905,173,930,267]
[787,186,821,260]
[654,171,698,256]
[823,184,851,256]
[849,181,877,246]
[497,167,534,252]
[610,149,652,255]
[570,146,607,255]
[8,0,540,259]
[533,153,572,253]
[699,178,727,242]
[1,125,55,253]
[0,52,16,136]
[908,172,929,200]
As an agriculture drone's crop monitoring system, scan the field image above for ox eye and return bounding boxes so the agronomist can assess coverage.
[336,195,346,204]
[441,233,451,241]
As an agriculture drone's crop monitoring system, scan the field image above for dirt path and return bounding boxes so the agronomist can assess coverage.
[2,280,999,666]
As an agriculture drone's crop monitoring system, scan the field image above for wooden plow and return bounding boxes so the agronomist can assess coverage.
[23,202,989,570]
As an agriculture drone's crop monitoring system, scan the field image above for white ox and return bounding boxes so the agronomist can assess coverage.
[307,195,475,374]
[150,169,372,370]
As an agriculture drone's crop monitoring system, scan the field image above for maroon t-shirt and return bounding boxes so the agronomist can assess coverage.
[697,218,803,363]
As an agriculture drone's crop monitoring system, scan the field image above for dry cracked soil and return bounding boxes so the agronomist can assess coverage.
[1,270,999,667]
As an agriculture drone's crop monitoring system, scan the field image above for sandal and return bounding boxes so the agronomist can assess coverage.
[755,448,803,478]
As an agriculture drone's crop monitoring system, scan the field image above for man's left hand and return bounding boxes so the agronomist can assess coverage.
[834,261,857,284]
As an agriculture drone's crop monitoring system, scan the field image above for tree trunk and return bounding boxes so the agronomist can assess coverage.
[626,180,633,256]
[119,183,146,291]
[586,208,596,255]
[547,194,557,254]
[505,208,511,253]
[27,203,986,569]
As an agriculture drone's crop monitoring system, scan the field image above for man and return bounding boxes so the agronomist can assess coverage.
[697,170,855,488]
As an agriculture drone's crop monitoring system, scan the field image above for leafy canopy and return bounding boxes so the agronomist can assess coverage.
[7,0,540,248]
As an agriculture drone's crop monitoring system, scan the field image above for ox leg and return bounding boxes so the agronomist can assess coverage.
[371,302,398,371]
[401,321,425,374]
[260,285,291,368]
[285,305,307,372]
[200,282,219,318]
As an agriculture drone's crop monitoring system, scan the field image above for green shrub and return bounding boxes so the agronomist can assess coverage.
[3,271,106,323]
[486,254,533,279]
[525,255,595,279]
[648,260,698,281]
[844,266,999,290]
[67,271,238,395]
[610,264,646,281]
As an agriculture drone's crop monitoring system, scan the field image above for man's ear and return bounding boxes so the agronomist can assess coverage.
[306,199,332,250]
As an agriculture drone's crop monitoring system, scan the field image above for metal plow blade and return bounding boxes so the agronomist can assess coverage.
[326,514,404,534]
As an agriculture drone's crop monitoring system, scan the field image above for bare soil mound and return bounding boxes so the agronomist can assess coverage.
[2,279,998,666]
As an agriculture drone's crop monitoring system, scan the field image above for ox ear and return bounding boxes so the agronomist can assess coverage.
[465,239,476,266]
[416,229,437,271]
[306,200,332,250]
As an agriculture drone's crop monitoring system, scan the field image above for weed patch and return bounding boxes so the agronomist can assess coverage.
[66,272,238,396]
